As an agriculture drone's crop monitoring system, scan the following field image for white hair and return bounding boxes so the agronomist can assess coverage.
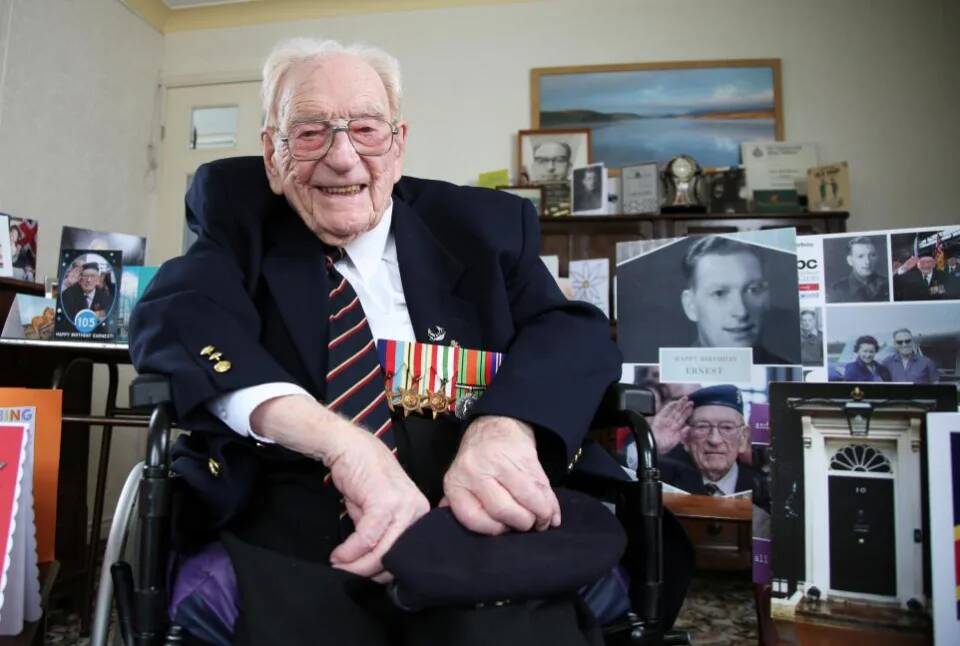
[261,37,402,129]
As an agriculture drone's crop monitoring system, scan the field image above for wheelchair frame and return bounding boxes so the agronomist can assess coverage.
[95,375,689,646]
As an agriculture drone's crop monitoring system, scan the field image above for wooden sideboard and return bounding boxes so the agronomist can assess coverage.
[539,211,849,280]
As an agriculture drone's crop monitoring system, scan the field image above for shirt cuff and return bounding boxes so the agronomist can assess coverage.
[206,382,312,443]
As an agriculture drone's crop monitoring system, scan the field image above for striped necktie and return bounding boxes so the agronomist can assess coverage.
[324,248,395,448]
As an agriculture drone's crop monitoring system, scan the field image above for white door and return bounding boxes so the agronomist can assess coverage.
[150,81,263,264]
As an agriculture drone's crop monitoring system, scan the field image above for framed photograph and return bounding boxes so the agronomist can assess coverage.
[571,163,606,215]
[54,249,122,342]
[621,162,660,214]
[518,128,591,185]
[496,185,544,216]
[531,59,783,168]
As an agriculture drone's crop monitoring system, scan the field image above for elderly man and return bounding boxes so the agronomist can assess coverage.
[680,236,790,365]
[530,141,572,183]
[659,385,756,496]
[129,38,627,645]
[881,328,939,383]
[61,261,112,322]
[895,255,953,300]
[827,236,889,303]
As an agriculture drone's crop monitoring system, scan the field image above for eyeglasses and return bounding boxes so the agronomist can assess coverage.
[534,156,570,164]
[894,338,914,345]
[688,421,743,438]
[278,117,399,161]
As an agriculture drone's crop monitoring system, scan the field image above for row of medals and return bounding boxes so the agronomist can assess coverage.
[384,377,480,420]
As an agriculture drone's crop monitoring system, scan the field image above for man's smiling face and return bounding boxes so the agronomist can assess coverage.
[681,252,770,348]
[263,52,407,246]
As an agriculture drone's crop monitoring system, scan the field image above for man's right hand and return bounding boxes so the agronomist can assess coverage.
[651,396,693,455]
[326,427,429,582]
[250,395,428,583]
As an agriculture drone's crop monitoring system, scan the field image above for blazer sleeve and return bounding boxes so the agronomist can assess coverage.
[468,198,622,465]
[128,163,298,429]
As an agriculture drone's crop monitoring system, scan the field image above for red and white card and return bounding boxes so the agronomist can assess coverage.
[0,422,40,634]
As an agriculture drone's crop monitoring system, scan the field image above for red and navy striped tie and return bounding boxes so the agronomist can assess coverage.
[324,248,395,449]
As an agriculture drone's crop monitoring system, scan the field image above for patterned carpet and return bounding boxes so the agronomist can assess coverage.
[44,572,758,645]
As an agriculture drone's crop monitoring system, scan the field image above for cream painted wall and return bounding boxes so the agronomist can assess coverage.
[0,0,164,538]
[161,0,960,232]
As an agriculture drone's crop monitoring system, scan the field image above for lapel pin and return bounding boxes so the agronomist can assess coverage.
[427,325,446,342]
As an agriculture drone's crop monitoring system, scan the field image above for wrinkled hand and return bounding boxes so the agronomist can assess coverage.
[441,415,560,535]
[651,397,693,455]
[327,428,429,583]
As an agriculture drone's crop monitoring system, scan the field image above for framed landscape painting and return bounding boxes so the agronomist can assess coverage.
[531,59,782,169]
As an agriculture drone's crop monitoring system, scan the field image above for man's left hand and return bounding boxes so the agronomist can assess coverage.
[442,415,560,536]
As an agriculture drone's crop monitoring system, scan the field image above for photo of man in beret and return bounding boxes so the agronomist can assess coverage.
[657,385,757,496]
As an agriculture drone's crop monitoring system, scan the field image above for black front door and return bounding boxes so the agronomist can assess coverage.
[828,475,896,596]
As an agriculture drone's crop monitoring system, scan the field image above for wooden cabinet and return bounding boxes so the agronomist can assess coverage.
[538,211,848,278]
[539,211,847,324]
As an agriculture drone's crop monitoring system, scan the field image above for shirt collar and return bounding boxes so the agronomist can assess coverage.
[341,200,393,284]
[704,462,740,495]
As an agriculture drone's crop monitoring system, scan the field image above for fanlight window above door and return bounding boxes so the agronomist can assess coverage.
[829,444,892,473]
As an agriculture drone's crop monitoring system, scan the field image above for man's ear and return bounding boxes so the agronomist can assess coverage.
[738,426,751,453]
[261,130,284,195]
[392,120,408,183]
[681,288,698,323]
[845,254,854,270]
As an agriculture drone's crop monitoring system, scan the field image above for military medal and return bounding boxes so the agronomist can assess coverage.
[399,379,425,417]
[427,381,451,419]
[375,339,503,420]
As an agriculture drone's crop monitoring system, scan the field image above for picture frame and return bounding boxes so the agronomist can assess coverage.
[621,162,660,214]
[517,128,591,185]
[571,163,607,216]
[496,185,545,216]
[531,59,783,169]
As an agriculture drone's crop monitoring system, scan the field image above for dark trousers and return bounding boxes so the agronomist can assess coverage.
[223,457,603,646]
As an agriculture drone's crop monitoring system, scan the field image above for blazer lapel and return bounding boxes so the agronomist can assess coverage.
[392,199,480,348]
[261,204,329,392]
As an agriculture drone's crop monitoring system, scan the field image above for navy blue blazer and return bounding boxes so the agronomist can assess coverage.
[128,156,622,529]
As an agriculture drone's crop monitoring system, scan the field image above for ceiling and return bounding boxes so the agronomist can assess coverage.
[122,0,533,32]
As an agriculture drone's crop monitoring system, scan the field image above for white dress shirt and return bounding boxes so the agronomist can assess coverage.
[206,201,416,440]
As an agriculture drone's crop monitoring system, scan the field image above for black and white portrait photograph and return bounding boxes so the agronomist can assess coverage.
[517,128,590,185]
[571,163,605,215]
[823,234,890,303]
[825,301,958,385]
[799,307,824,367]
[617,230,801,365]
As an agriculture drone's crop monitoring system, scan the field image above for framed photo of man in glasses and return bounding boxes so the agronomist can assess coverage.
[517,128,591,185]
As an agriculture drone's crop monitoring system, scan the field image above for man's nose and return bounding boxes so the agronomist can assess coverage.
[322,129,360,170]
[729,294,748,318]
